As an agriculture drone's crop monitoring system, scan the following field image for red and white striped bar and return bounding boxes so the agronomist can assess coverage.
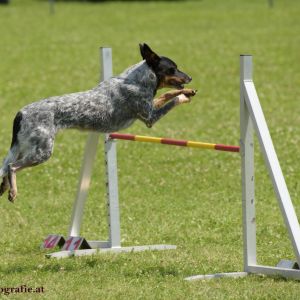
[109,133,240,153]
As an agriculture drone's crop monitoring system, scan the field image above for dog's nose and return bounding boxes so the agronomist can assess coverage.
[187,76,192,82]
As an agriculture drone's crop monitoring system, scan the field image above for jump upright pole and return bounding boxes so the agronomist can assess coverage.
[46,47,176,258]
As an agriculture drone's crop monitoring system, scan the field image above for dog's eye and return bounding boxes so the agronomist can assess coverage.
[167,68,175,75]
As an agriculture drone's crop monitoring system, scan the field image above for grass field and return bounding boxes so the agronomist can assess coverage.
[0,0,300,298]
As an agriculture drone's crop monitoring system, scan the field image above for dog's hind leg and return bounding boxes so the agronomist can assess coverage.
[8,159,32,202]
[7,159,37,202]
[7,165,17,202]
[7,156,50,203]
[7,137,54,202]
[0,145,20,198]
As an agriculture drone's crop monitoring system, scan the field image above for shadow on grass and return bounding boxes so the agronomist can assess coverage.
[1,255,179,279]
[0,262,76,275]
[2,258,296,284]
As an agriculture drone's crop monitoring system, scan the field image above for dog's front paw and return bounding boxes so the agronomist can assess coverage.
[177,94,191,104]
[181,89,197,97]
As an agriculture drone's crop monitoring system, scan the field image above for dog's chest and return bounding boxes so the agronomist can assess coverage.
[114,118,135,131]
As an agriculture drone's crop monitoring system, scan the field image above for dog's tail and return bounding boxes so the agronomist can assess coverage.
[0,145,19,178]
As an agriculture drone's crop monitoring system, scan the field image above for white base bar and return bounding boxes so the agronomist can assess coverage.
[185,272,248,281]
[247,265,300,280]
[185,265,300,281]
[46,244,177,259]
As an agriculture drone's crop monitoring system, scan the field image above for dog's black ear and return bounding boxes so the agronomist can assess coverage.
[139,43,160,68]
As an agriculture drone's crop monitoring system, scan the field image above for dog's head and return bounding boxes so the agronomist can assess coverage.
[139,43,192,90]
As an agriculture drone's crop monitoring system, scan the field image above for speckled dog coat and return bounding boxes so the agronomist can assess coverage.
[0,61,183,178]
[0,42,196,202]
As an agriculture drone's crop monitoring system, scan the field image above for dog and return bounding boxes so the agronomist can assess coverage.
[0,43,196,202]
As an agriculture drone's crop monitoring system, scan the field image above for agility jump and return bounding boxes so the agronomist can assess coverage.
[43,48,300,281]
[109,133,240,153]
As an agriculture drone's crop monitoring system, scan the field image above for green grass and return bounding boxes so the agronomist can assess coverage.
[0,0,300,298]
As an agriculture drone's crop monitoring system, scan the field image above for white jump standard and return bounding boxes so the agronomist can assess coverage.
[185,55,300,281]
[45,48,176,258]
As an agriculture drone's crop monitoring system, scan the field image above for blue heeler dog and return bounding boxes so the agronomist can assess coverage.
[0,43,196,202]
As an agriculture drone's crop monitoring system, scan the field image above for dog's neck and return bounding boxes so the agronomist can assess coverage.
[119,61,158,94]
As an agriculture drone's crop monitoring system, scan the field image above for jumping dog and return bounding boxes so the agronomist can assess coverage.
[0,43,196,202]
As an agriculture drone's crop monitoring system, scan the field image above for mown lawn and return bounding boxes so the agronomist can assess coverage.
[0,0,300,299]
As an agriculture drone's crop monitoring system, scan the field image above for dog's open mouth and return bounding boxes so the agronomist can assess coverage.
[165,77,191,90]
[172,81,185,90]
[171,79,191,90]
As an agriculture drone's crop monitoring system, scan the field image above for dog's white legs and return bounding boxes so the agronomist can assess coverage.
[153,88,196,108]
[7,159,39,202]
[8,166,17,202]
[7,149,53,202]
[5,131,55,202]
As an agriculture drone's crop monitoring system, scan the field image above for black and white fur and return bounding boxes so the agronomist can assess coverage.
[0,43,196,202]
